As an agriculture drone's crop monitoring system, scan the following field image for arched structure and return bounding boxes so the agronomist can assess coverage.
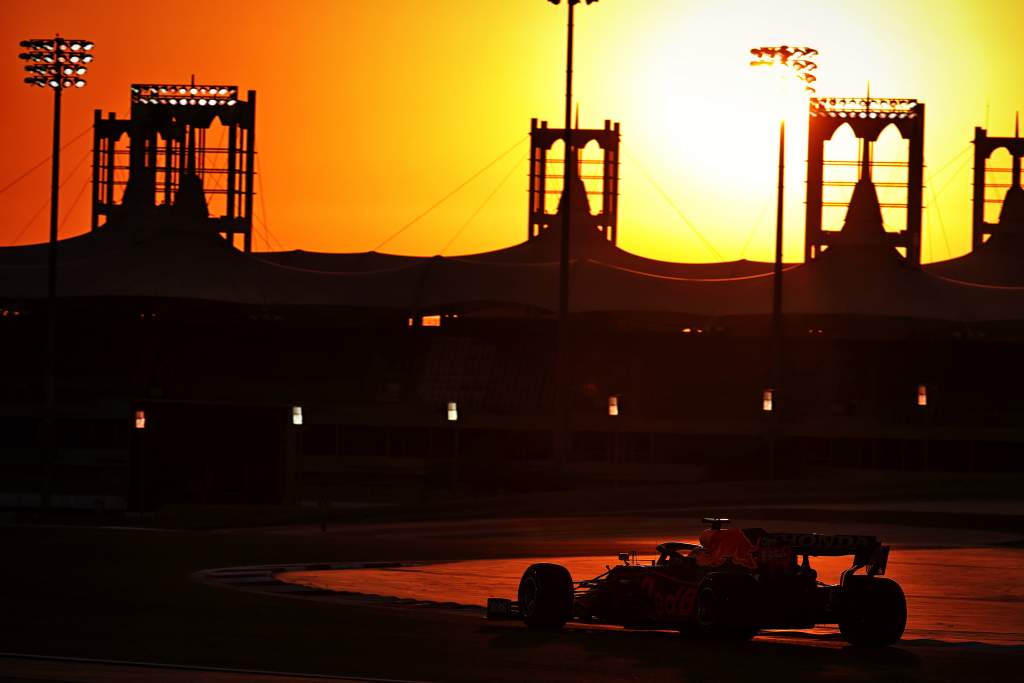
[805,97,924,265]
[528,118,620,244]
[971,121,1024,249]
[91,82,257,251]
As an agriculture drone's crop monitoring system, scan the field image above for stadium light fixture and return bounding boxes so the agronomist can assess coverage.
[19,37,94,90]
[130,83,239,107]
[749,45,818,94]
[19,34,95,509]
[128,82,237,107]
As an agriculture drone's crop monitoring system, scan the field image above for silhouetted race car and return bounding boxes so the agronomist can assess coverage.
[487,518,906,647]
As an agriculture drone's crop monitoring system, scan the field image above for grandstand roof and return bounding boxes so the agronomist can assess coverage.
[925,184,1024,287]
[4,177,1024,322]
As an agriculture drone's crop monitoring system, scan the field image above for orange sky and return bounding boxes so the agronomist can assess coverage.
[1,1,1022,263]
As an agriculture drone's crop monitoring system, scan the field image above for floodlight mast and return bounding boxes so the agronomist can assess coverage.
[549,0,599,468]
[749,44,817,476]
[18,35,95,509]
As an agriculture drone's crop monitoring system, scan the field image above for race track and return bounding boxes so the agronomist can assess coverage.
[278,547,1024,646]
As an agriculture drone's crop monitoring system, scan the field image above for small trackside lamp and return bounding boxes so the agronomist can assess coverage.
[292,405,303,426]
[447,401,458,422]
[608,395,619,417]
[917,384,927,407]
[134,410,146,430]
[762,388,774,413]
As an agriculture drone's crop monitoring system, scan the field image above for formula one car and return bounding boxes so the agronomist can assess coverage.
[487,518,906,647]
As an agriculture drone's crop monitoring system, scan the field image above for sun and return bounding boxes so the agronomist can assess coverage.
[606,35,816,262]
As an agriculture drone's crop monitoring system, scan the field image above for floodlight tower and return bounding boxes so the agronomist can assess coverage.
[749,45,817,417]
[19,35,95,509]
[548,0,599,467]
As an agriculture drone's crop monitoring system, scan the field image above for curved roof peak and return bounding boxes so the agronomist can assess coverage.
[842,177,884,238]
[998,184,1024,232]
[556,172,594,218]
[832,176,894,251]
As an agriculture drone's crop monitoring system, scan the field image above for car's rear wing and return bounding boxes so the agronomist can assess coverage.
[758,533,889,574]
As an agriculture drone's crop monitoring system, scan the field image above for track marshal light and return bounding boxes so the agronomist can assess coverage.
[608,395,619,417]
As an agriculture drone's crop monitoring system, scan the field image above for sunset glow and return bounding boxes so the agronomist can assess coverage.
[1,0,1021,263]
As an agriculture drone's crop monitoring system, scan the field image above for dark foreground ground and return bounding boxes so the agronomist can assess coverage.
[2,474,1023,682]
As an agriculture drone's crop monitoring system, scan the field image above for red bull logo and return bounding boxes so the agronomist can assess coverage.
[695,528,759,570]
[641,575,697,619]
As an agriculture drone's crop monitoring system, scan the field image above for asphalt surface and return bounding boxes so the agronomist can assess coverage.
[277,546,1024,646]
[2,508,1023,682]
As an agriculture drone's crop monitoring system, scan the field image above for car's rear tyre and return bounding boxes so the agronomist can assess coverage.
[518,563,573,630]
[694,582,758,641]
[839,577,907,647]
[695,586,717,633]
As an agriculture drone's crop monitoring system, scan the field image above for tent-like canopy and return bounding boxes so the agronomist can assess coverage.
[5,176,1024,322]
[925,183,1024,288]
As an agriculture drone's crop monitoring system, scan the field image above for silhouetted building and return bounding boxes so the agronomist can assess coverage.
[805,96,924,264]
[926,121,1024,286]
[529,118,620,244]
[3,89,1024,513]
[91,80,256,251]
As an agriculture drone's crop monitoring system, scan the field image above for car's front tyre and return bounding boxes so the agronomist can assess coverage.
[518,563,574,630]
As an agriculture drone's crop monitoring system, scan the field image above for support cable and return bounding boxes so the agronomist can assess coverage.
[925,271,1024,291]
[253,213,285,252]
[438,153,526,255]
[59,175,91,230]
[8,199,50,247]
[739,197,773,261]
[592,259,802,282]
[255,147,275,252]
[258,212,272,252]
[927,153,972,259]
[6,145,92,245]
[928,144,970,182]
[373,136,527,252]
[0,123,92,199]
[935,154,971,197]
[927,183,952,260]
[621,145,724,261]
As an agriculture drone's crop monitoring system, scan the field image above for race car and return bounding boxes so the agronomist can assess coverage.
[487,518,906,647]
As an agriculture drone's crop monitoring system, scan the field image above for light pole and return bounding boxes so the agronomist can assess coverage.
[19,35,95,509]
[549,0,599,468]
[749,45,817,476]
